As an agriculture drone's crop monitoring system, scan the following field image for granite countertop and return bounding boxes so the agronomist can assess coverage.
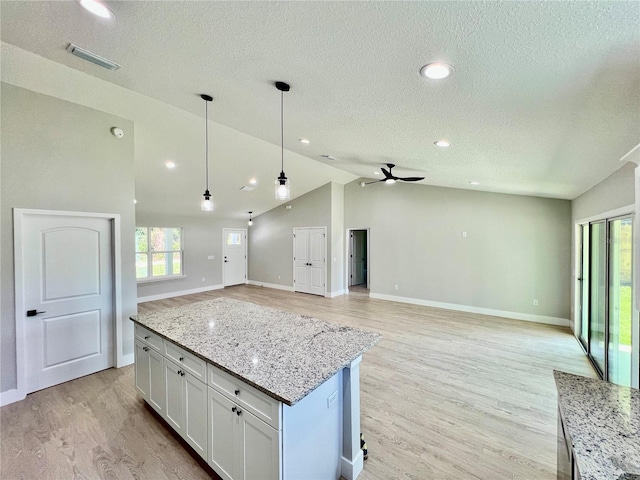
[131,297,381,406]
[554,370,640,480]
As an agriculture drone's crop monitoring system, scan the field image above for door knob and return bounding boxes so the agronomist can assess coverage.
[26,310,46,317]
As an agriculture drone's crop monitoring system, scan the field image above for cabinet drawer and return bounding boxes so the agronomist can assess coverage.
[208,364,281,430]
[164,341,206,383]
[135,324,163,352]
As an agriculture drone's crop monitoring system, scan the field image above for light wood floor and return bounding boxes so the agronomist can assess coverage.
[1,285,595,480]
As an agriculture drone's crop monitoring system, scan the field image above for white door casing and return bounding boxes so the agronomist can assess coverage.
[345,228,371,292]
[293,227,326,296]
[350,231,366,286]
[223,228,247,287]
[17,211,116,395]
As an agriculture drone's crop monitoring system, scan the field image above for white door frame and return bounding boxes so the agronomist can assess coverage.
[222,228,248,287]
[13,208,124,401]
[293,226,327,297]
[345,228,370,291]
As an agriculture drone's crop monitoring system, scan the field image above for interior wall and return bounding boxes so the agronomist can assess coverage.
[248,183,332,290]
[0,83,136,393]
[330,183,345,296]
[344,179,573,320]
[136,213,247,300]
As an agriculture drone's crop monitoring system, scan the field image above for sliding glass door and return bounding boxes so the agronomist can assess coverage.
[580,215,633,387]
[608,217,633,386]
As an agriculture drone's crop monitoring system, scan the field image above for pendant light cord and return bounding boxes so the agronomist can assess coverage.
[205,99,210,191]
[280,90,284,173]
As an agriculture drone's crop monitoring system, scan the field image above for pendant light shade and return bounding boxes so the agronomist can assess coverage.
[200,94,214,212]
[274,81,291,201]
[248,211,253,226]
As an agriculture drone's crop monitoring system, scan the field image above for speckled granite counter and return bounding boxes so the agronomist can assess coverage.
[554,370,640,480]
[131,297,381,406]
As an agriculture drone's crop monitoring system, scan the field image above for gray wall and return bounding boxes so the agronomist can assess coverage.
[249,183,333,290]
[330,183,345,295]
[1,83,137,392]
[344,179,573,319]
[136,213,247,299]
[572,162,635,222]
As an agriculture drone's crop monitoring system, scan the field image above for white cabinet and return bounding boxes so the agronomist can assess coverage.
[208,386,281,480]
[164,359,208,460]
[134,338,165,415]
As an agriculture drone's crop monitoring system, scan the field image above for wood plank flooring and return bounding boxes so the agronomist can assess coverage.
[1,285,595,480]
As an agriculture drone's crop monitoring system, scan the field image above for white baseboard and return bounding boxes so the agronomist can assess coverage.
[247,280,294,292]
[117,353,134,368]
[369,293,570,327]
[327,289,347,298]
[0,388,25,407]
[137,284,224,303]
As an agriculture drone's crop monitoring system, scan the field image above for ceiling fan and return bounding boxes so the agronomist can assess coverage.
[360,163,425,187]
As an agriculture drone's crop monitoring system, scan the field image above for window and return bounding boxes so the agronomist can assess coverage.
[136,227,183,281]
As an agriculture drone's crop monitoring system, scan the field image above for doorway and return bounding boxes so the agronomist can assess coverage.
[223,228,247,287]
[348,229,369,292]
[293,227,326,296]
[14,210,116,395]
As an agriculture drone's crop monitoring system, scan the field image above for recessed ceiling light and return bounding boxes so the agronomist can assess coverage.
[434,140,451,148]
[249,178,257,185]
[79,0,114,18]
[165,161,176,169]
[299,138,310,144]
[469,181,480,185]
[420,62,454,80]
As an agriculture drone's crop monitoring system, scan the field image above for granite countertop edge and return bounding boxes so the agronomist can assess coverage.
[130,315,378,406]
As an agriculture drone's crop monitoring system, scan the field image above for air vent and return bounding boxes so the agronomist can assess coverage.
[66,44,121,70]
[240,186,254,192]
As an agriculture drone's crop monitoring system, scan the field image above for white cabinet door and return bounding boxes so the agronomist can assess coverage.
[148,348,166,414]
[240,412,281,480]
[164,359,184,433]
[134,340,150,400]
[209,387,237,480]
[184,372,208,459]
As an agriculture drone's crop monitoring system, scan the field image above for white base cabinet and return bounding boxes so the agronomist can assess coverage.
[208,386,281,480]
[134,339,165,415]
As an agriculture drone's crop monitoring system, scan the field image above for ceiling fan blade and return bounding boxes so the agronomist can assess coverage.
[398,176,425,182]
[380,167,393,179]
[359,179,385,186]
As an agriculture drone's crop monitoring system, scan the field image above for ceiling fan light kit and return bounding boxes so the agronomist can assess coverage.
[361,163,425,187]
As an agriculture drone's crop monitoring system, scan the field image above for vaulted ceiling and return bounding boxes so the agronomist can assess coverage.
[2,1,639,216]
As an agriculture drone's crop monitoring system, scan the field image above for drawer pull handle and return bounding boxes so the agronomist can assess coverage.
[143,346,149,352]
[179,356,184,362]
[144,336,150,340]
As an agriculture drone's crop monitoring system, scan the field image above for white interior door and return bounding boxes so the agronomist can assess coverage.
[223,228,247,287]
[21,213,114,394]
[294,227,326,296]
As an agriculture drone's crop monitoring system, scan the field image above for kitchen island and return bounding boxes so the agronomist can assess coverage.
[554,370,640,480]
[131,297,381,480]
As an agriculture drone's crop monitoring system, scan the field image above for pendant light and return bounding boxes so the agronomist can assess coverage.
[274,81,291,201]
[248,211,253,226]
[200,94,214,212]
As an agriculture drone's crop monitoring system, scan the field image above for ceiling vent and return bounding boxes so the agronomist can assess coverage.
[66,43,121,70]
[240,186,254,192]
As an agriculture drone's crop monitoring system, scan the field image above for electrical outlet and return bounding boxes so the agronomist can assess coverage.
[394,284,399,290]
[327,390,338,408]
[278,274,281,280]
[533,299,539,306]
[202,277,206,282]
[462,231,467,238]
[208,255,215,260]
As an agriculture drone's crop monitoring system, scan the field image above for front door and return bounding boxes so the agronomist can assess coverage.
[223,228,247,287]
[20,212,114,394]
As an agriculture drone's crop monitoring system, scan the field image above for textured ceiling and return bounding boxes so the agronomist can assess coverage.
[2,1,639,214]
